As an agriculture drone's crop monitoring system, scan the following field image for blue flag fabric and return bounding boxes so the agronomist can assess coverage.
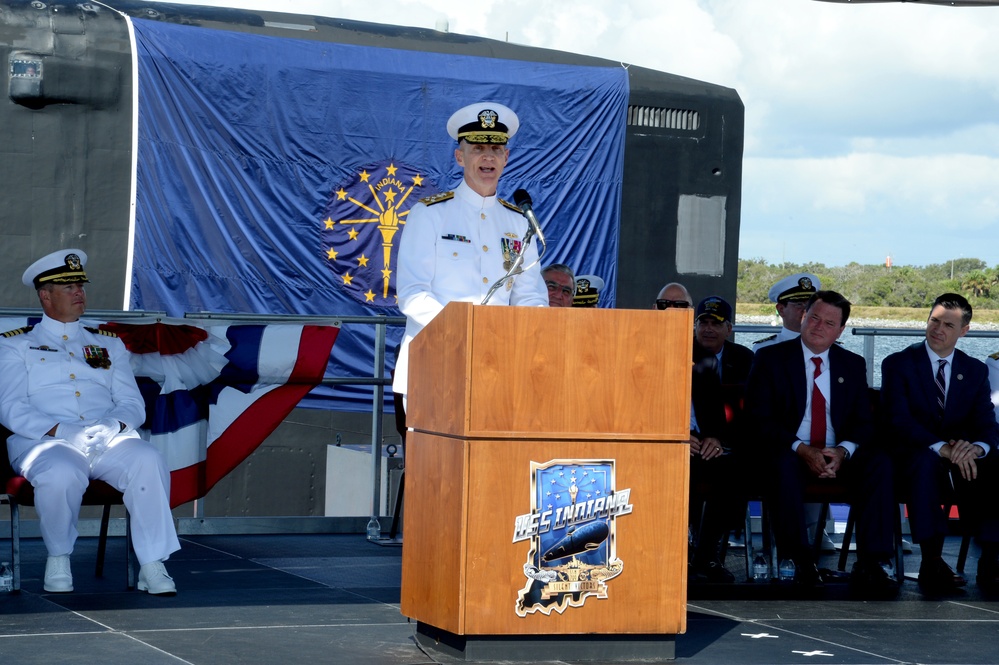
[129,18,629,411]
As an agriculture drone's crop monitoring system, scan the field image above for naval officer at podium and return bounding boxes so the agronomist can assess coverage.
[393,102,548,404]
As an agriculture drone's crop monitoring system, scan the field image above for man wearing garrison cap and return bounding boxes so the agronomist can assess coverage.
[753,272,821,352]
[393,102,548,403]
[0,249,180,595]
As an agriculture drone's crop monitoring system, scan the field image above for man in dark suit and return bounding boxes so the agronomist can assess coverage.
[880,293,999,595]
[693,295,754,388]
[745,290,897,596]
[686,293,753,582]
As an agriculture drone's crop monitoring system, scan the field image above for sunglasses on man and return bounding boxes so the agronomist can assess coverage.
[655,299,690,310]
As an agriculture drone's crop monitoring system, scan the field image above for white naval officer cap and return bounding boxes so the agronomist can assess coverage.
[573,274,605,308]
[768,272,820,304]
[446,102,519,144]
[22,248,89,289]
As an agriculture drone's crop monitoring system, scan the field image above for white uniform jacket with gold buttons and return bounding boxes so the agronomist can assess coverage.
[0,314,146,464]
[393,179,548,395]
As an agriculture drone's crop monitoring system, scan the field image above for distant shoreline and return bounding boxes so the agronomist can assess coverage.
[736,305,999,331]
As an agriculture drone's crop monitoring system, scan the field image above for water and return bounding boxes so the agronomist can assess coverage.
[752,554,769,582]
[778,558,796,582]
[733,327,999,389]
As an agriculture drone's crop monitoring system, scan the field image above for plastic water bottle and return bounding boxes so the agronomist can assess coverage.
[365,517,381,541]
[0,562,12,593]
[778,558,796,582]
[752,554,769,582]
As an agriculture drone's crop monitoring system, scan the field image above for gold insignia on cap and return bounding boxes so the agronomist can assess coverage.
[799,277,813,290]
[478,109,498,129]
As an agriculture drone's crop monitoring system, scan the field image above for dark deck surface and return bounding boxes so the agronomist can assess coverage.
[1,532,996,664]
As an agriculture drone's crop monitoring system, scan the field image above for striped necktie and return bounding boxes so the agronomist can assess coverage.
[935,358,947,413]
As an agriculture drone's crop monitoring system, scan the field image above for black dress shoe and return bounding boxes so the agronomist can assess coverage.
[918,557,966,594]
[850,560,899,599]
[794,562,824,590]
[690,559,735,584]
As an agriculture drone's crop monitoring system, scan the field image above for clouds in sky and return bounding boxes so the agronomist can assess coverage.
[147,0,999,267]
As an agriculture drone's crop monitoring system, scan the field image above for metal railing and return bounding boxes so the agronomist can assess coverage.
[734,323,999,386]
[181,312,407,530]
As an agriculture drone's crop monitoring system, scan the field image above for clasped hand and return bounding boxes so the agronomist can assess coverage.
[798,444,845,478]
[940,439,983,481]
[689,435,725,460]
[57,418,121,457]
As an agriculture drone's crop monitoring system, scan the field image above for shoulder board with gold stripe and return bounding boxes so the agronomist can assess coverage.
[84,326,118,338]
[1,326,33,338]
[990,351,999,361]
[499,198,522,213]
[752,334,776,345]
[420,191,454,206]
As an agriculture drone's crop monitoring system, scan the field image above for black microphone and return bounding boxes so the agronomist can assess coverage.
[512,188,546,246]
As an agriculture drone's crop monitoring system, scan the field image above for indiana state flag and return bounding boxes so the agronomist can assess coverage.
[128,18,628,412]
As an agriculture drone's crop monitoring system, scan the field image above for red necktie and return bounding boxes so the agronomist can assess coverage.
[810,357,826,448]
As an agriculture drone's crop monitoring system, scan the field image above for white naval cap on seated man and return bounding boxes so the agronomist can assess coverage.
[0,249,181,595]
[393,102,548,403]
[753,272,821,352]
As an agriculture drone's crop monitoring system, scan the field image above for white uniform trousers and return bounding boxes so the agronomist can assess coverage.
[14,436,181,566]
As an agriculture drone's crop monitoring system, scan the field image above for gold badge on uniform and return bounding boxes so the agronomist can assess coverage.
[83,345,111,369]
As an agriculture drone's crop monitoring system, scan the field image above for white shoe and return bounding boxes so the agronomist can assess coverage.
[44,555,73,593]
[138,561,176,595]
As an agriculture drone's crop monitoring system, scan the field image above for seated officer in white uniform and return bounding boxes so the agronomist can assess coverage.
[393,102,548,402]
[0,249,180,594]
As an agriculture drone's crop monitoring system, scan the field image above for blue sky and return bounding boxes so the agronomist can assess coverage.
[149,0,999,268]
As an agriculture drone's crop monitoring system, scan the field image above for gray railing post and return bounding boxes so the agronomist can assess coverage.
[369,321,387,534]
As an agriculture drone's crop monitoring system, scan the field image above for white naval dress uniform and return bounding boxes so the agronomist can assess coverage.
[393,179,549,396]
[752,326,800,353]
[0,315,180,565]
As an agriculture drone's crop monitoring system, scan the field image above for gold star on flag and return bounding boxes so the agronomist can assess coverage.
[327,247,338,260]
[384,189,397,204]
[343,273,354,285]
[382,268,392,279]
[365,290,376,302]
[336,189,347,201]
[386,164,398,176]
[358,255,369,267]
[347,228,359,240]
[412,174,424,186]
[359,170,370,183]
[324,218,334,229]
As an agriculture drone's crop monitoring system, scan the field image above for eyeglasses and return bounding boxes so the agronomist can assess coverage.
[545,281,574,298]
[655,299,690,310]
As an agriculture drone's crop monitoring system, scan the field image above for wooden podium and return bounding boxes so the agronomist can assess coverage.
[400,303,692,661]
